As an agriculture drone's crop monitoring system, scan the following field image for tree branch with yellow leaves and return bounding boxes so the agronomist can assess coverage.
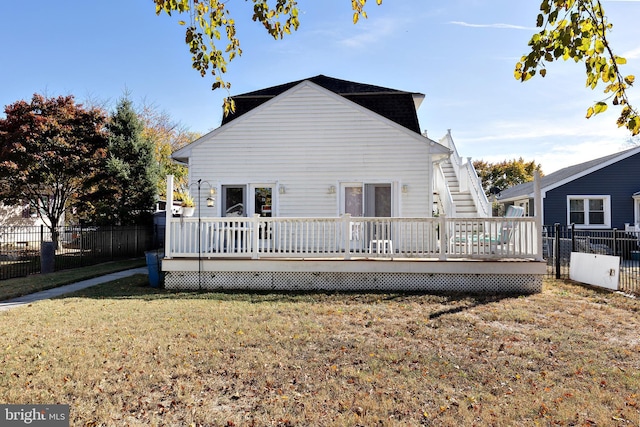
[515,0,638,135]
[154,0,382,116]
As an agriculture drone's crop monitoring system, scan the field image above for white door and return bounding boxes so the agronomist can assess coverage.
[221,185,246,217]
[341,183,393,250]
[250,185,275,250]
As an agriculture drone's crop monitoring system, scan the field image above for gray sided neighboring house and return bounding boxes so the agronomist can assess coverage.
[498,146,640,230]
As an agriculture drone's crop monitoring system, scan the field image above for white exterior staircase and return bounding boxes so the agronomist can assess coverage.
[432,130,491,218]
[440,160,478,217]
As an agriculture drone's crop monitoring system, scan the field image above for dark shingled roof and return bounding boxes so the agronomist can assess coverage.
[498,146,640,200]
[221,75,423,133]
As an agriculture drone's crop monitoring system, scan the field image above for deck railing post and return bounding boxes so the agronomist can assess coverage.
[438,215,447,261]
[165,175,174,259]
[252,214,260,259]
[533,171,544,261]
[342,214,351,260]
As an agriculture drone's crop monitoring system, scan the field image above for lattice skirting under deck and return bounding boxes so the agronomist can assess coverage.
[165,271,542,293]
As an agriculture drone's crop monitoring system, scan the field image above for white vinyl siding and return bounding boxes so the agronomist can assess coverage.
[187,83,435,218]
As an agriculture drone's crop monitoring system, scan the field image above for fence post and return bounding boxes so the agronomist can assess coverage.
[79,223,83,267]
[571,223,575,253]
[612,228,618,256]
[554,223,561,279]
[40,224,44,243]
[110,225,114,260]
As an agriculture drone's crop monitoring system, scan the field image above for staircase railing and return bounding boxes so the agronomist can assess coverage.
[439,131,462,186]
[439,131,491,218]
[434,163,456,217]
[462,157,491,217]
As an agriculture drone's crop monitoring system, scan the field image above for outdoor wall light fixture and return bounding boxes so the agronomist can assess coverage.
[279,186,286,194]
[328,185,336,194]
[402,184,409,194]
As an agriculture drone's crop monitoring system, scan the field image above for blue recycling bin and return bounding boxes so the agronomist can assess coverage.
[145,250,164,288]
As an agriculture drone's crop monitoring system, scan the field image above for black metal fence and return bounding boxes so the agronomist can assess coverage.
[543,224,640,294]
[0,225,159,281]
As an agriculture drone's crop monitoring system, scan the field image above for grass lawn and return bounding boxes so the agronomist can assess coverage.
[0,277,639,426]
[0,258,146,301]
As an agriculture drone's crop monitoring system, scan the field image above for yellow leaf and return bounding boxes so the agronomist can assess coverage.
[594,102,608,115]
[586,106,595,119]
[615,56,627,65]
[353,12,359,24]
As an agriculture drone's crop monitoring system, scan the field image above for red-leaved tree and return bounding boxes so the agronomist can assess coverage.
[0,94,108,244]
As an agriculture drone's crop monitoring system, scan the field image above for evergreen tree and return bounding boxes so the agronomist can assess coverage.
[96,98,159,225]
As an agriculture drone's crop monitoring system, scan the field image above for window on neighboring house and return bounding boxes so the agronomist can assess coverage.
[567,196,611,228]
[516,200,530,217]
[20,201,37,219]
[21,203,30,219]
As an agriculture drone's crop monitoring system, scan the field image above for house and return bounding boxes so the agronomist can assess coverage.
[498,146,640,231]
[171,75,489,220]
[163,75,544,293]
[0,201,51,253]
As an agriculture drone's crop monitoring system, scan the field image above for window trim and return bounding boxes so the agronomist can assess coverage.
[339,181,396,217]
[566,195,611,229]
[249,183,276,218]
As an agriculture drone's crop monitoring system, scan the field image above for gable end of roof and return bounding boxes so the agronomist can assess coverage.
[221,75,424,133]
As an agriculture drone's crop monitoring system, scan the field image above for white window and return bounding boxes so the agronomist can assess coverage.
[567,195,611,228]
[221,185,246,217]
[516,200,529,217]
[221,184,277,217]
[340,183,392,217]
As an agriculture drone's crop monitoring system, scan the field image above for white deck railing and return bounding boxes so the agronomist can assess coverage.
[166,214,540,260]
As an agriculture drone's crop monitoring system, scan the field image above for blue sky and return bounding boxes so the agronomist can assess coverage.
[1,0,639,173]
